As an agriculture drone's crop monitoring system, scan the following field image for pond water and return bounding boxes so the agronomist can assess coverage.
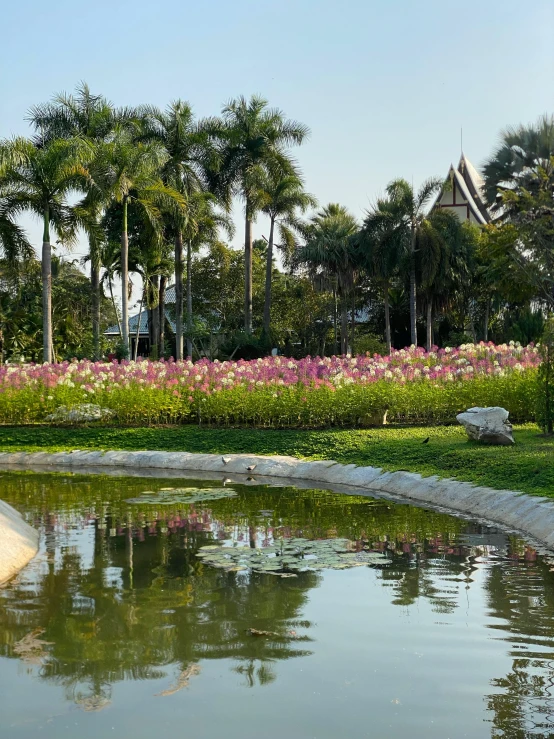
[1,470,554,739]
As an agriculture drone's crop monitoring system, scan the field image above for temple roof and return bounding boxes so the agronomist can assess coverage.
[434,154,492,225]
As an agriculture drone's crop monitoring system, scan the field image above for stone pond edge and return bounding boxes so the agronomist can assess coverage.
[0,449,553,552]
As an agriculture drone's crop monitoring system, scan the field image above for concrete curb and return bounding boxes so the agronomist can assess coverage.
[0,499,39,586]
[0,449,552,550]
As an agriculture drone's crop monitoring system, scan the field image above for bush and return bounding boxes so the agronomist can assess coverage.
[536,318,554,434]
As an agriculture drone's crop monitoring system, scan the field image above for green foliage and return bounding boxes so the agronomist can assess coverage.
[0,258,116,362]
[536,318,554,434]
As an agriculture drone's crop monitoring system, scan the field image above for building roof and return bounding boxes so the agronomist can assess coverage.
[104,307,176,337]
[434,154,492,225]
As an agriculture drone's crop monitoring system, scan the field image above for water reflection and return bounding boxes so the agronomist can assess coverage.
[0,472,554,737]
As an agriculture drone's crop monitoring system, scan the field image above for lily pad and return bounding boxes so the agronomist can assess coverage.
[196,537,390,575]
[126,487,237,506]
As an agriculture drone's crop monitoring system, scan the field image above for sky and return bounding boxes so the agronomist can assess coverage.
[1,0,553,309]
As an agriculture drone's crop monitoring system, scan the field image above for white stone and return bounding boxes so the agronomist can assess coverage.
[456,406,515,445]
[0,500,39,585]
[45,404,114,423]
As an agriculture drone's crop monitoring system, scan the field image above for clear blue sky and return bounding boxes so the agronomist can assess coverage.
[1,0,552,281]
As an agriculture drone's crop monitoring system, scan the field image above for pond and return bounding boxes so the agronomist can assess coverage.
[1,470,554,738]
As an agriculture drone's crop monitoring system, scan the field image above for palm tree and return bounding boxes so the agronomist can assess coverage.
[214,95,310,334]
[483,114,554,210]
[0,136,92,362]
[375,178,443,346]
[94,131,184,353]
[137,101,219,359]
[296,204,358,354]
[415,209,471,350]
[181,192,234,357]
[251,170,317,339]
[28,83,125,359]
[357,197,405,354]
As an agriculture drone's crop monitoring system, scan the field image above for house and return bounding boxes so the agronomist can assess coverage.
[434,154,492,225]
[104,285,177,358]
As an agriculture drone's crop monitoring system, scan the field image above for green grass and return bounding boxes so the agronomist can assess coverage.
[1,423,553,497]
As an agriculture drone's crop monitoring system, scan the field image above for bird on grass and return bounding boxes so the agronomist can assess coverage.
[422,437,430,444]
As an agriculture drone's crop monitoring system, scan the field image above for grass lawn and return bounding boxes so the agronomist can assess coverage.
[0,423,553,497]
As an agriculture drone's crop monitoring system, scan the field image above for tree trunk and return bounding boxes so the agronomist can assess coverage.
[149,275,160,358]
[42,207,53,363]
[158,275,166,358]
[108,276,122,337]
[384,280,392,355]
[483,299,490,342]
[340,296,348,355]
[91,255,100,361]
[186,239,193,358]
[409,224,417,346]
[426,300,432,352]
[134,288,144,361]
[262,216,275,339]
[175,232,184,360]
[350,289,356,353]
[244,203,253,334]
[121,197,130,353]
[333,289,338,354]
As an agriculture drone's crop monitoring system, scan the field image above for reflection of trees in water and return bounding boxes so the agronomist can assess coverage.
[0,512,316,706]
[483,556,554,738]
[2,470,551,727]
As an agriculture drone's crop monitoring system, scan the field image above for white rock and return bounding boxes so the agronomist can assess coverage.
[456,406,515,445]
[0,500,39,585]
[45,404,114,423]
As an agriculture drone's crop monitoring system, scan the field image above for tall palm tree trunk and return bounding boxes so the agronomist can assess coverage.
[107,275,122,338]
[186,240,193,358]
[149,275,160,358]
[244,203,253,334]
[121,197,130,353]
[134,287,145,361]
[409,224,417,346]
[175,232,184,360]
[426,300,433,352]
[42,207,53,363]
[91,257,100,361]
[483,299,490,342]
[158,275,166,358]
[384,280,392,355]
[340,296,348,355]
[262,217,275,339]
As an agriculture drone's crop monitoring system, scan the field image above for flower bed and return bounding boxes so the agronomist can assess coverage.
[0,343,540,427]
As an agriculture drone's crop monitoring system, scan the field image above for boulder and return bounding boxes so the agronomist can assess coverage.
[456,406,515,446]
[45,404,114,424]
[0,500,39,585]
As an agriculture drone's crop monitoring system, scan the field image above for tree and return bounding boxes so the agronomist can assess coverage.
[0,137,92,362]
[251,170,317,339]
[94,131,184,353]
[214,95,309,334]
[296,204,358,354]
[370,178,445,346]
[482,114,554,210]
[138,101,220,359]
[28,83,127,359]
[358,196,405,354]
